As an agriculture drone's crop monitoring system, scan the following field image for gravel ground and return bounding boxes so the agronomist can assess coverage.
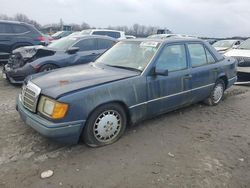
[0,66,250,188]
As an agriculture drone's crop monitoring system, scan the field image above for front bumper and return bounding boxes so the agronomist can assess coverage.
[16,95,85,144]
[3,64,36,84]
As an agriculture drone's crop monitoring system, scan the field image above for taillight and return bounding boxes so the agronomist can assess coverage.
[38,36,46,42]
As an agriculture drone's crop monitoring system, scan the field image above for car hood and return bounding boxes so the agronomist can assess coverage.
[224,49,250,57]
[9,45,58,69]
[30,63,140,99]
[12,45,56,59]
[214,47,230,51]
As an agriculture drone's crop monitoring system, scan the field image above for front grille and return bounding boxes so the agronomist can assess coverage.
[21,81,41,112]
[232,56,250,67]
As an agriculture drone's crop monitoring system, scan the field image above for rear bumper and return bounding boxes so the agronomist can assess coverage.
[228,76,237,88]
[16,95,85,144]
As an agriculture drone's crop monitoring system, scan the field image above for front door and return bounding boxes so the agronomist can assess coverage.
[147,43,192,116]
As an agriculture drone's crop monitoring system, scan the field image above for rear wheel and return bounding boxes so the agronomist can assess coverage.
[82,103,127,147]
[204,79,225,106]
[39,64,57,72]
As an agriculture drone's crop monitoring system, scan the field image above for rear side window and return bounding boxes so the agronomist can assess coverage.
[74,38,97,51]
[93,31,120,39]
[205,48,216,64]
[97,39,115,50]
[155,44,187,72]
[12,24,29,33]
[0,23,13,33]
[187,44,207,67]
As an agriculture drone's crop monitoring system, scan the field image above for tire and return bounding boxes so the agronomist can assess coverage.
[204,79,225,106]
[82,103,127,147]
[39,64,57,72]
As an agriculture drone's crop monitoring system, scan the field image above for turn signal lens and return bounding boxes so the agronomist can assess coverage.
[51,103,68,119]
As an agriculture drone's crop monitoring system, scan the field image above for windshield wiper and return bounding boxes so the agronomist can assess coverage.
[106,65,142,73]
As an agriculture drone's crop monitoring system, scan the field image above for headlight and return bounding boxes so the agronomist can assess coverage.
[38,96,69,119]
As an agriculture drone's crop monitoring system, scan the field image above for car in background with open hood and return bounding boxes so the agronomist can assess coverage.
[213,39,242,54]
[2,35,116,84]
[224,38,250,81]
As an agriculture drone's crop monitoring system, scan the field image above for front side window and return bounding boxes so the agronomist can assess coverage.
[155,44,187,72]
[74,39,97,51]
[188,44,207,67]
[205,48,216,64]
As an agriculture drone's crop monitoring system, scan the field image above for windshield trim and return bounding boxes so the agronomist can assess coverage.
[104,64,143,73]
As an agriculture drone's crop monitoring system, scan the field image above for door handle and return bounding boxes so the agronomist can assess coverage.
[91,53,97,55]
[212,68,219,72]
[183,74,192,79]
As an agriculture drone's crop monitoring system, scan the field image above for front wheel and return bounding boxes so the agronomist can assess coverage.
[204,79,225,106]
[39,64,57,72]
[82,103,127,147]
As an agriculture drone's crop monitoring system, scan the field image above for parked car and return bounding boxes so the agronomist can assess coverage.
[51,31,73,40]
[125,35,136,39]
[16,38,237,147]
[0,20,47,62]
[213,39,242,54]
[147,34,194,39]
[3,35,116,84]
[224,38,250,81]
[79,29,126,40]
[205,38,218,45]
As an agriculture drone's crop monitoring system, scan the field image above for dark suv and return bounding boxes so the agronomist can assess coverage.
[0,20,45,62]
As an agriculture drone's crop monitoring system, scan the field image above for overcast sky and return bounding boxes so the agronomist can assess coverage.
[0,0,249,37]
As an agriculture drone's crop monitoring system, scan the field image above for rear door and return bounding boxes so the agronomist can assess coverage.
[187,43,217,103]
[72,38,98,64]
[147,43,192,116]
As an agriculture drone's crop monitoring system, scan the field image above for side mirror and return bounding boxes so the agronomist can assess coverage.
[154,67,169,76]
[66,47,79,54]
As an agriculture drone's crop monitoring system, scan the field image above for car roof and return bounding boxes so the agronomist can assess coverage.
[81,29,124,33]
[124,37,205,44]
[68,35,117,41]
[0,20,27,25]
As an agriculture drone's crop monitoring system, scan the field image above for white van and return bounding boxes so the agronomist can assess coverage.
[79,29,126,40]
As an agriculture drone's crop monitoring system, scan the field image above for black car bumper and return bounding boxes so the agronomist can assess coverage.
[3,64,36,84]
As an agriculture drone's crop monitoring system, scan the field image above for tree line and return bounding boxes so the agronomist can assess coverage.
[0,13,171,37]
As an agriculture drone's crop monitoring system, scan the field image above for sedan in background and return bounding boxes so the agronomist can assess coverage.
[3,35,116,84]
[213,39,242,54]
[51,31,73,40]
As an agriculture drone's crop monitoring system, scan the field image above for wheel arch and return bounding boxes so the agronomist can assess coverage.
[85,100,131,127]
[38,62,59,72]
[218,75,228,89]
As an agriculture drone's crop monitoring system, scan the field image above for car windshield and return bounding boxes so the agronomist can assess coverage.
[80,30,92,35]
[52,31,64,37]
[213,40,236,48]
[48,37,78,50]
[237,39,250,50]
[96,41,160,72]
